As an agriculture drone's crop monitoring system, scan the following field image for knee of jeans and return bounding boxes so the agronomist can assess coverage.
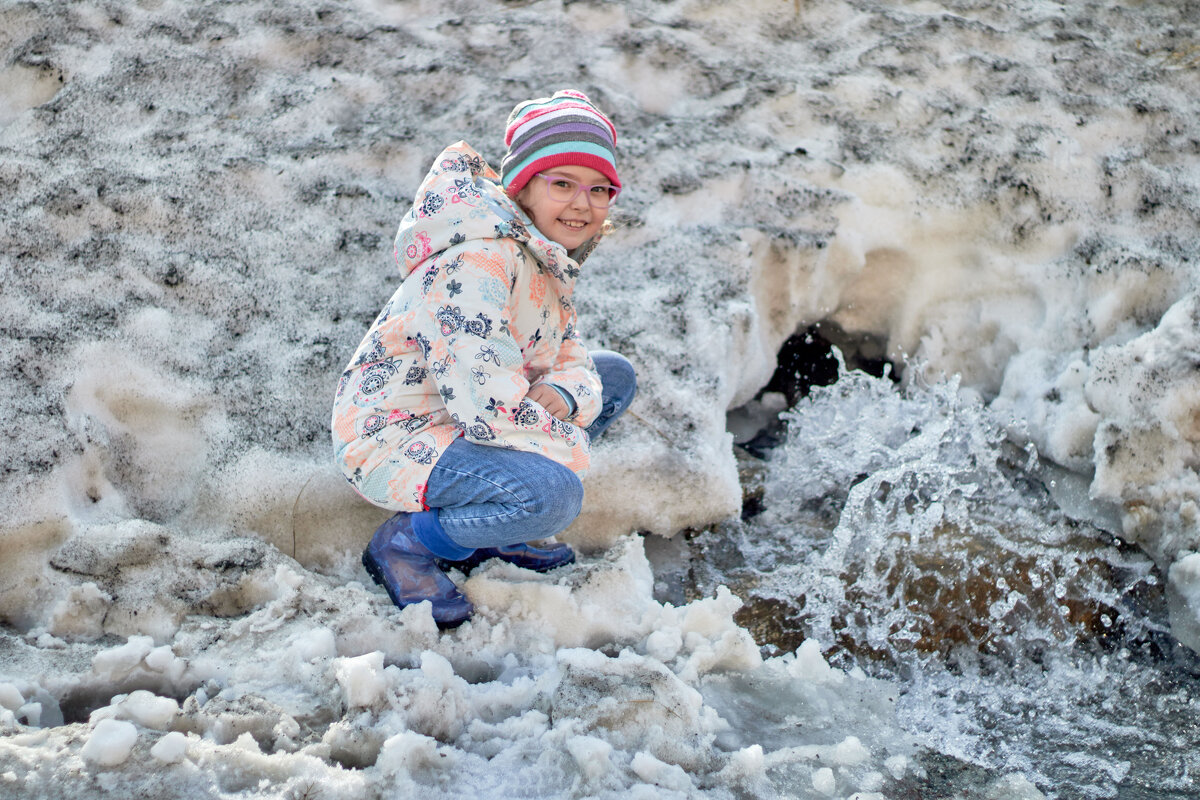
[619,362,638,400]
[524,463,584,530]
[608,353,636,383]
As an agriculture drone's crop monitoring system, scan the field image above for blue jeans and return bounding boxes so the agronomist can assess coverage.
[420,350,636,550]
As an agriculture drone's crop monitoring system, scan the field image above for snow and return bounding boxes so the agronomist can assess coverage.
[1,0,1199,796]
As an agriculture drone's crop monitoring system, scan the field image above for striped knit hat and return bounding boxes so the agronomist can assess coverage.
[500,90,620,199]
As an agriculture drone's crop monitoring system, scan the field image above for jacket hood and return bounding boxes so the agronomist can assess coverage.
[394,141,597,285]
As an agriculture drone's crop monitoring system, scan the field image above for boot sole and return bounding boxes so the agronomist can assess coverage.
[437,551,576,575]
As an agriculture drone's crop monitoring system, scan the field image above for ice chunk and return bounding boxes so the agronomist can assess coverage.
[0,684,23,713]
[984,773,1047,800]
[673,585,762,681]
[884,754,908,779]
[714,742,768,791]
[833,735,869,766]
[630,751,693,792]
[233,731,261,752]
[788,639,846,686]
[566,735,614,782]
[143,646,174,672]
[290,627,337,662]
[80,719,138,766]
[119,690,179,730]
[376,730,457,779]
[143,645,187,685]
[334,652,386,708]
[92,636,155,681]
[150,731,188,764]
[812,766,836,794]
[419,650,455,684]
[1167,553,1200,653]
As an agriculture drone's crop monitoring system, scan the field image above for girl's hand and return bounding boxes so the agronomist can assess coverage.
[525,384,570,420]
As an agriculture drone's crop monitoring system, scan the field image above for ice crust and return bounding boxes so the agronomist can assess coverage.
[2,0,1199,796]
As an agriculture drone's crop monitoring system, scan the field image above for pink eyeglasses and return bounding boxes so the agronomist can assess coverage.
[531,173,620,208]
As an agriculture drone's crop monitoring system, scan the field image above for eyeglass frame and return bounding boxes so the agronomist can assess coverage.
[530,172,621,208]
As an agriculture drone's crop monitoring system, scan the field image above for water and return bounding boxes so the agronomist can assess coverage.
[711,363,1200,798]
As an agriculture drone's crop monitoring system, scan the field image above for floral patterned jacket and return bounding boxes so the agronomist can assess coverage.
[332,142,604,511]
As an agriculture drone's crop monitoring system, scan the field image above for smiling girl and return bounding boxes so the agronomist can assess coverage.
[331,90,637,628]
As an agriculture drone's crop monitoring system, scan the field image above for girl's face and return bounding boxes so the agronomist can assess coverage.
[515,165,611,251]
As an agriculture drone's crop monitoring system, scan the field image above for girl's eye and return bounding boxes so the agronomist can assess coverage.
[589,185,608,194]
[551,179,574,189]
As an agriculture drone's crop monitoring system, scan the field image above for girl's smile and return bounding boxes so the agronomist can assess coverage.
[516,164,611,251]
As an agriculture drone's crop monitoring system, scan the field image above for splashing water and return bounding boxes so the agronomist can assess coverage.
[722,362,1200,797]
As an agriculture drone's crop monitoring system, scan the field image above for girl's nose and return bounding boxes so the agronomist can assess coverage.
[569,189,590,210]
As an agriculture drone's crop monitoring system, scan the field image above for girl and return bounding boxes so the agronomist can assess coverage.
[332,90,637,628]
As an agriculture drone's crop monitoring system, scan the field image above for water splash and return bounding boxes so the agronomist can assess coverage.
[725,360,1200,797]
[754,361,1147,658]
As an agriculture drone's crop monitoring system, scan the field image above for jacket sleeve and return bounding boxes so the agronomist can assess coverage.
[535,322,603,428]
[420,241,586,452]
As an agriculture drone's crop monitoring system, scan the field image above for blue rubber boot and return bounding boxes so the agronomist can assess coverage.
[361,512,474,629]
[439,541,576,574]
